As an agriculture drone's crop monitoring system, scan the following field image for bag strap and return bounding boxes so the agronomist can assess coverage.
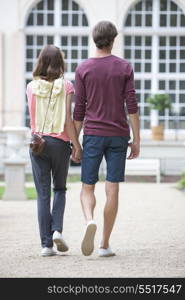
[41,81,54,134]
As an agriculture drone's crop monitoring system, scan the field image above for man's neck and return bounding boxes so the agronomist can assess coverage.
[95,48,112,58]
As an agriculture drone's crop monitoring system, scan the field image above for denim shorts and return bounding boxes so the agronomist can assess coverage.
[81,135,130,184]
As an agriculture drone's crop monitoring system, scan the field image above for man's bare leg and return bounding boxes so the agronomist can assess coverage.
[80,183,97,256]
[80,183,96,223]
[100,181,119,249]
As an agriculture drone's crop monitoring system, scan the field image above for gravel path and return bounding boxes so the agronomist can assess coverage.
[0,183,185,278]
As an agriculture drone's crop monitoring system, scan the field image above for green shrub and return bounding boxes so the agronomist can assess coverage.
[176,172,185,190]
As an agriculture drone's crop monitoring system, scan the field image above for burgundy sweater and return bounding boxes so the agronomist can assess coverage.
[73,55,138,136]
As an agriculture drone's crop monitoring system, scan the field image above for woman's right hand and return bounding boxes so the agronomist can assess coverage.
[71,144,82,163]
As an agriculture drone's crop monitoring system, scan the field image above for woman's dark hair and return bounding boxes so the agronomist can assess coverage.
[92,21,118,49]
[33,45,65,81]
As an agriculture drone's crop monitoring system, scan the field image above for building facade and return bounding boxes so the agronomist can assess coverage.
[0,0,185,175]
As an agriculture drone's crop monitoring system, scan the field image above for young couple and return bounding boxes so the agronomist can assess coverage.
[27,21,140,257]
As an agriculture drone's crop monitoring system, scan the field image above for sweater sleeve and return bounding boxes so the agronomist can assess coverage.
[73,68,86,121]
[124,64,138,114]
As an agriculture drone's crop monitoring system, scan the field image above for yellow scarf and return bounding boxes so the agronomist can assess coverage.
[31,77,66,134]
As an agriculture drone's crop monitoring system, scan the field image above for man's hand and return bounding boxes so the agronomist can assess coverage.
[127,141,140,160]
[71,145,82,163]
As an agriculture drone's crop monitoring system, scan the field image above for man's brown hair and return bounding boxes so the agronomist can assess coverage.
[33,45,65,81]
[92,21,118,49]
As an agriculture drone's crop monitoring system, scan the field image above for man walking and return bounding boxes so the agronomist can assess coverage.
[73,21,140,257]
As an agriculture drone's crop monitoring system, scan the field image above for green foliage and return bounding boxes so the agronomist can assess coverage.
[146,94,171,112]
[176,172,185,191]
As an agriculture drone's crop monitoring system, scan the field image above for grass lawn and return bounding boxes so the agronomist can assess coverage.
[0,187,37,200]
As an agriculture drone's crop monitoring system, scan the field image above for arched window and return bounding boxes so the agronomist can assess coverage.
[25,0,89,125]
[123,0,185,131]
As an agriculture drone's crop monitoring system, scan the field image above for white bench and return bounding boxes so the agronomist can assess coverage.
[125,158,161,183]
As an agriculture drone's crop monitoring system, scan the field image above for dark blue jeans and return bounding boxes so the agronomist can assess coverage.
[29,136,71,248]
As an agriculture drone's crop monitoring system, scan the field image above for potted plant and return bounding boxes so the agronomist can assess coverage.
[146,94,171,140]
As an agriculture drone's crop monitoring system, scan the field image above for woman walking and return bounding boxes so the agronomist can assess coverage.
[26,45,81,256]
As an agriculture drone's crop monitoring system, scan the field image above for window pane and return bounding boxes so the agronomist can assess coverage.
[160,50,166,59]
[82,50,88,59]
[47,14,54,25]
[180,81,185,89]
[145,36,151,46]
[135,80,141,89]
[169,80,176,90]
[170,36,176,46]
[27,36,33,45]
[135,63,141,72]
[62,0,68,10]
[145,80,151,89]
[82,15,88,26]
[180,64,185,72]
[135,50,141,59]
[37,2,44,10]
[125,14,131,26]
[135,14,142,26]
[169,63,176,72]
[170,1,177,11]
[159,80,166,90]
[37,14,44,25]
[125,36,131,45]
[72,14,78,26]
[37,36,43,45]
[170,50,176,59]
[180,94,185,103]
[61,36,67,45]
[27,14,33,25]
[82,36,88,45]
[72,50,78,59]
[145,63,151,72]
[72,36,78,46]
[135,36,141,45]
[62,14,68,25]
[26,62,33,72]
[47,36,53,44]
[72,63,78,72]
[181,15,185,26]
[160,15,167,27]
[159,63,166,72]
[170,15,177,26]
[145,15,152,26]
[26,49,33,58]
[124,49,131,58]
[72,2,79,11]
[180,37,185,46]
[145,0,152,11]
[160,0,167,11]
[135,2,142,11]
[159,37,166,46]
[47,0,54,10]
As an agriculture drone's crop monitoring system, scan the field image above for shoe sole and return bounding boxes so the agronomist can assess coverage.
[41,252,57,257]
[81,223,97,256]
[53,238,69,252]
[98,253,116,257]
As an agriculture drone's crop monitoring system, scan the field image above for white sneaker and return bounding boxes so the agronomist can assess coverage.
[41,247,57,257]
[81,220,97,256]
[52,231,69,252]
[98,247,116,257]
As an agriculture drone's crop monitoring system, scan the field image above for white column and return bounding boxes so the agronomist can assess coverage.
[4,31,25,126]
[0,32,4,128]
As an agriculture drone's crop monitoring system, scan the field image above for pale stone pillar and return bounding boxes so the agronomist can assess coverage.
[2,126,29,201]
[0,32,4,128]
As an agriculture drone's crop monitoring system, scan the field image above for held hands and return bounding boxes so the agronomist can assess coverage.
[71,144,82,163]
[127,140,140,160]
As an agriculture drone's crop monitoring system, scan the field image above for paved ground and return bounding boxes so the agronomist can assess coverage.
[0,182,185,278]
